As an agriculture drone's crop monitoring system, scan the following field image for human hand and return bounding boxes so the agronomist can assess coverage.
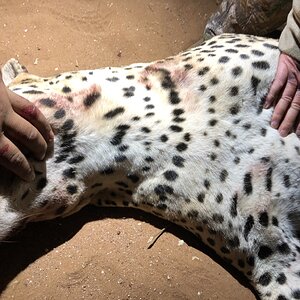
[264,52,300,137]
[0,70,54,181]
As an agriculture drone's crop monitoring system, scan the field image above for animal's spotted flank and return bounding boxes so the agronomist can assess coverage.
[1,34,300,300]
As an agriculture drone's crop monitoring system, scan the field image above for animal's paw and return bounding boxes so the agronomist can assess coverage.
[1,58,28,86]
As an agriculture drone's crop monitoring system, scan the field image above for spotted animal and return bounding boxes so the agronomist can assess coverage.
[1,34,300,300]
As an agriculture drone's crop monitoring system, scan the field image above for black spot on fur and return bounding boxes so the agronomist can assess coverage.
[277,295,288,300]
[66,185,78,195]
[54,108,66,119]
[204,179,210,190]
[104,107,125,119]
[63,168,76,179]
[235,44,249,48]
[164,170,178,181]
[145,104,154,109]
[229,104,240,115]
[68,155,85,164]
[277,243,291,255]
[219,56,230,63]
[272,217,279,226]
[176,143,188,152]
[141,127,151,133]
[210,77,219,85]
[265,167,273,192]
[169,90,181,105]
[83,92,101,107]
[208,119,218,126]
[228,236,240,248]
[62,86,71,93]
[244,173,253,195]
[252,61,270,70]
[169,125,183,132]
[263,43,278,50]
[240,54,249,59]
[214,139,220,147]
[230,86,239,96]
[247,256,255,267]
[230,193,238,217]
[251,50,264,56]
[55,154,68,163]
[198,66,210,76]
[127,174,140,183]
[232,67,242,77]
[261,127,267,136]
[258,245,273,259]
[199,84,207,91]
[123,86,135,97]
[292,290,300,299]
[215,193,223,203]
[197,192,205,203]
[154,185,174,199]
[172,156,185,167]
[160,134,168,142]
[225,48,238,53]
[183,133,191,141]
[184,64,193,70]
[251,76,261,96]
[259,212,269,227]
[61,119,74,131]
[106,77,119,82]
[23,90,44,94]
[115,155,127,163]
[209,95,216,103]
[244,215,254,241]
[173,108,184,116]
[276,273,287,285]
[258,272,272,286]
[283,174,291,187]
[40,98,56,107]
[145,156,154,163]
[220,169,228,182]
[97,167,113,176]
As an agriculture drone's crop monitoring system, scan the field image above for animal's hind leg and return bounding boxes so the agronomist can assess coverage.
[1,58,28,86]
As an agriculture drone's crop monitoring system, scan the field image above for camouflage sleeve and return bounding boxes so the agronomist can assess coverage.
[279,0,300,61]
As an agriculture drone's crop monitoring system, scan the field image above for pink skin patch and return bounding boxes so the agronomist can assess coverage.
[0,144,9,156]
[34,84,102,113]
[138,62,190,90]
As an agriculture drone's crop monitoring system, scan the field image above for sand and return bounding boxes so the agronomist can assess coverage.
[0,1,255,299]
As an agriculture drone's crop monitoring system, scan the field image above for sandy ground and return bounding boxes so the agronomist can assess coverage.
[0,1,256,300]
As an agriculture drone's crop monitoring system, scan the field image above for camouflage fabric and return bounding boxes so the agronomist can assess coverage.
[279,0,300,61]
[204,0,292,40]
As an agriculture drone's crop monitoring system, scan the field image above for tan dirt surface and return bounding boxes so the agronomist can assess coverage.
[0,1,256,300]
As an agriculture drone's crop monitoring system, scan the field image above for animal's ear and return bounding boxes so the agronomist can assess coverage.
[1,58,28,86]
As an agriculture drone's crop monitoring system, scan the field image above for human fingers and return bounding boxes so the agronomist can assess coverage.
[270,73,298,131]
[7,89,54,143]
[0,132,35,181]
[4,111,48,161]
[277,88,300,137]
[264,58,289,109]
[278,92,300,137]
